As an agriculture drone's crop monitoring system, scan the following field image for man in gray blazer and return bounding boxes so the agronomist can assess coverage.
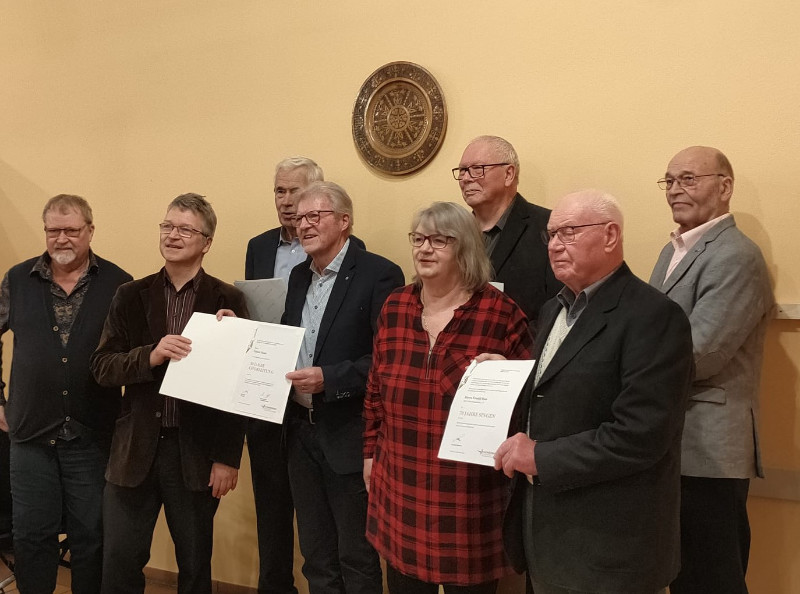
[650,146,773,594]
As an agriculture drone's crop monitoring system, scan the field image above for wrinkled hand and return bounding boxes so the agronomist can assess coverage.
[286,367,324,394]
[474,353,507,363]
[363,457,373,492]
[494,432,538,479]
[0,407,8,433]
[215,308,237,321]
[208,462,239,498]
[149,334,192,367]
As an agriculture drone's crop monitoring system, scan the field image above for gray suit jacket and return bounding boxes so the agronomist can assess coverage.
[650,215,773,478]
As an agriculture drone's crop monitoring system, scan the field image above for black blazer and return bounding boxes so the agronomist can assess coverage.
[245,226,365,280]
[282,241,404,475]
[490,194,559,327]
[503,264,694,592]
[91,270,248,491]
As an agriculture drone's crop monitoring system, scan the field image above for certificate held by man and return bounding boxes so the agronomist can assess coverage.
[160,312,305,423]
[438,358,535,466]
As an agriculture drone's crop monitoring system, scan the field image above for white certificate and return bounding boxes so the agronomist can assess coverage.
[438,359,535,466]
[234,278,288,324]
[160,312,305,423]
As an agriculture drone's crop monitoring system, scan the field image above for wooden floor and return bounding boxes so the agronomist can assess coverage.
[0,564,179,593]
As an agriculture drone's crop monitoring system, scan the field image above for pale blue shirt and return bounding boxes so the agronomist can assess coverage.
[293,238,350,407]
[274,227,307,280]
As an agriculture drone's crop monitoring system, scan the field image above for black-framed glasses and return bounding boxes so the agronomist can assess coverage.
[541,222,610,245]
[408,232,457,249]
[451,163,509,180]
[44,225,86,238]
[657,173,725,190]
[292,210,336,227]
[158,223,208,239]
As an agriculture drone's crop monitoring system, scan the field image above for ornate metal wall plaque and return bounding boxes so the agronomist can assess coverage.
[352,61,447,176]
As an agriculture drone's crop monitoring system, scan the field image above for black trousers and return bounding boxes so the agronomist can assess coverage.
[247,418,298,594]
[386,564,498,594]
[670,476,751,594]
[101,430,219,594]
[285,415,381,594]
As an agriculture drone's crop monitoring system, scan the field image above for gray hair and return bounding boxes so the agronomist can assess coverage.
[42,194,93,225]
[275,157,324,186]
[411,201,492,292]
[563,189,624,233]
[297,181,354,232]
[167,193,217,237]
[469,135,520,181]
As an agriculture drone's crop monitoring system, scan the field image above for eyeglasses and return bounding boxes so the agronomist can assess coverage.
[158,223,209,238]
[657,173,725,191]
[408,232,457,249]
[451,163,509,180]
[291,210,336,227]
[541,222,610,245]
[44,225,86,238]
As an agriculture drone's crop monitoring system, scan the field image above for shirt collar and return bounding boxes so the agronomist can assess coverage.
[277,226,298,246]
[163,267,205,292]
[310,238,350,276]
[670,213,732,252]
[31,250,99,281]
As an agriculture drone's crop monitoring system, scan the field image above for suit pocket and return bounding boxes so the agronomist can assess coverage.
[689,386,726,404]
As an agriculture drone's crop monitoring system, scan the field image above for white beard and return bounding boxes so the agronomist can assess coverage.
[51,250,76,266]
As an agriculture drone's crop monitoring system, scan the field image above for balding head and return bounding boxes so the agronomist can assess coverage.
[546,189,624,294]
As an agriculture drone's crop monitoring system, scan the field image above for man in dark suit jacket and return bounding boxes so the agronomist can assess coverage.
[494,190,694,594]
[455,135,558,326]
[91,194,247,594]
[282,181,403,594]
[244,157,324,594]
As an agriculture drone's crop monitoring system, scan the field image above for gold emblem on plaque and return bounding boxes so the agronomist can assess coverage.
[352,61,447,176]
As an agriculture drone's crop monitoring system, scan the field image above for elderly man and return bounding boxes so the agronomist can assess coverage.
[244,156,324,594]
[282,181,403,593]
[91,194,247,593]
[650,147,773,594]
[494,190,694,594]
[0,194,131,593]
[454,135,558,325]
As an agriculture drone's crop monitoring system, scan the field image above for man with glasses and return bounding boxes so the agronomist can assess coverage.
[454,135,558,325]
[650,146,773,594]
[91,194,248,593]
[0,194,131,593]
[495,189,693,594]
[281,181,403,593]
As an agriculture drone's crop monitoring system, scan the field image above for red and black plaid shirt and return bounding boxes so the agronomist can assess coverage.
[364,283,532,585]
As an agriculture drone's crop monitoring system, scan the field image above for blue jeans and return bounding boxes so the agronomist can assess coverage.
[10,436,108,594]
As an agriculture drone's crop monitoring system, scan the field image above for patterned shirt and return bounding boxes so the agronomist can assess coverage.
[161,268,203,427]
[364,283,532,585]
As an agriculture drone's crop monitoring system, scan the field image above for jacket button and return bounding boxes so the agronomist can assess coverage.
[49,440,56,445]
[65,416,71,421]
[62,357,68,363]
[62,390,68,396]
[155,411,162,418]
[53,326,59,332]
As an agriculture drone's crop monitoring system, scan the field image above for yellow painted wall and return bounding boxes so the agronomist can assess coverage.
[1,1,799,591]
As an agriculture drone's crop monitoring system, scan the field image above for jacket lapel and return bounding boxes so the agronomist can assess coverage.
[314,244,357,361]
[660,216,735,294]
[535,265,630,388]
[490,193,527,275]
[143,272,167,341]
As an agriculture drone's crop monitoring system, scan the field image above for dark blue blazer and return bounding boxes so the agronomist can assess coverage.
[281,241,403,475]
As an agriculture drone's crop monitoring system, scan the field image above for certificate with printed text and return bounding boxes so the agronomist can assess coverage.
[160,312,305,423]
[438,359,535,466]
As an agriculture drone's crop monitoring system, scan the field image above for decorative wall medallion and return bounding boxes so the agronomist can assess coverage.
[352,61,447,176]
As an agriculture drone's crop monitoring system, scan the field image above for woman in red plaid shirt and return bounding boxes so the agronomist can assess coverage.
[363,202,533,593]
